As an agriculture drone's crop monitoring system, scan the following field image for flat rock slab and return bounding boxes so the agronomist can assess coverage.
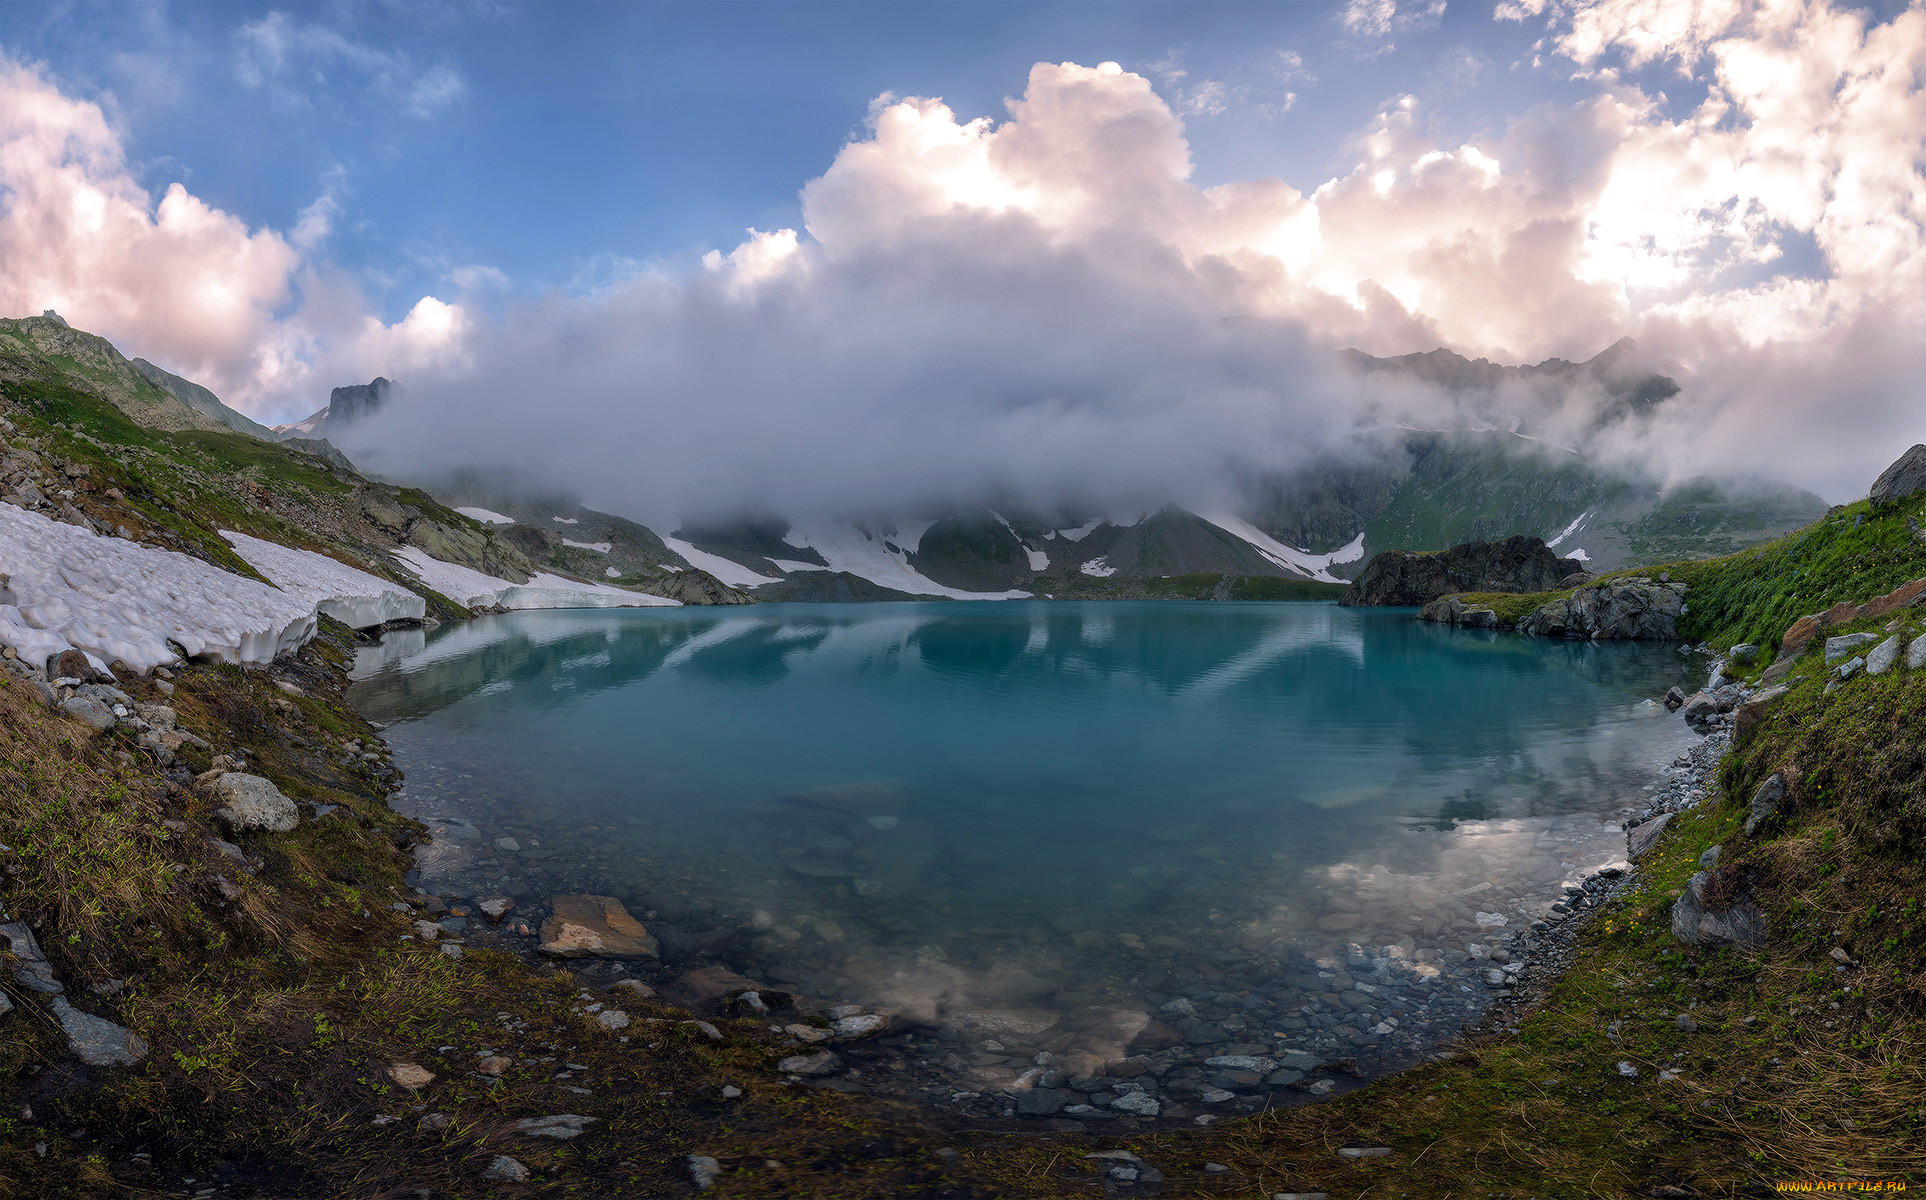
[538,894,659,959]
[51,997,147,1067]
[513,1114,598,1140]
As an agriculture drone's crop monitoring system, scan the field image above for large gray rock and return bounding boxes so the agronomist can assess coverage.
[1870,444,1926,505]
[1342,536,1583,607]
[57,696,116,732]
[51,997,148,1066]
[1825,632,1880,662]
[1626,812,1674,858]
[1518,577,1688,640]
[1744,773,1787,837]
[1671,871,1766,948]
[1866,634,1904,676]
[207,773,300,834]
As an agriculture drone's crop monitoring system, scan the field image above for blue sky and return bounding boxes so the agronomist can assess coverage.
[13,0,1576,321]
[3,0,1922,505]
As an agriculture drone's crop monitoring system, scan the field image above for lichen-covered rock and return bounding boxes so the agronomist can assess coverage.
[537,894,659,958]
[1519,577,1687,640]
[1342,536,1583,607]
[207,773,300,834]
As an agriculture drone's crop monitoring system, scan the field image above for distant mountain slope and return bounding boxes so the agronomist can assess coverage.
[0,317,744,634]
[273,377,395,441]
[273,332,1825,601]
[130,356,277,440]
[0,312,231,434]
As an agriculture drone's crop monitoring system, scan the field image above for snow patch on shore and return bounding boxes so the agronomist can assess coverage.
[221,531,425,630]
[0,503,319,672]
[391,546,677,610]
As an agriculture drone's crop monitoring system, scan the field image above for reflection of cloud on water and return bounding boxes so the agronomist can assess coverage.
[1178,610,1364,696]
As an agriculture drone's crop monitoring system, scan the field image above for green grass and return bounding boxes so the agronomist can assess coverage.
[169,429,352,496]
[1427,493,1926,654]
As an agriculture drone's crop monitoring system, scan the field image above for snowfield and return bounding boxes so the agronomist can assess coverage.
[391,546,677,610]
[454,506,516,526]
[222,531,425,630]
[766,520,1030,600]
[1,503,323,672]
[1199,513,1365,584]
[660,536,780,587]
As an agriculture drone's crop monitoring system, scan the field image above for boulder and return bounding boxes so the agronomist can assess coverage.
[1825,632,1880,663]
[207,773,300,834]
[1733,684,1789,744]
[1743,773,1786,837]
[537,895,659,959]
[1662,685,1687,712]
[1416,595,1501,628]
[49,648,102,682]
[1671,871,1766,948]
[1870,444,1926,505]
[1519,577,1688,641]
[1866,634,1904,676]
[1626,812,1674,858]
[1342,536,1583,607]
[1676,691,1723,727]
[57,696,116,732]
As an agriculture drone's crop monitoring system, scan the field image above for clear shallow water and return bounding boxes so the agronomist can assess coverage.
[349,601,1698,1110]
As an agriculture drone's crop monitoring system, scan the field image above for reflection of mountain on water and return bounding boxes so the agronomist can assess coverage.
[348,604,1692,785]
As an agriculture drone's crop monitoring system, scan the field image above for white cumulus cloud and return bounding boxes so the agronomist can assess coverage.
[0,55,467,417]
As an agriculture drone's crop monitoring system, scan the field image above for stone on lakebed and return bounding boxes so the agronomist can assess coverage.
[537,894,659,959]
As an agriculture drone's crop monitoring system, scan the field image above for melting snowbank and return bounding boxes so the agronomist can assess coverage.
[221,531,426,630]
[391,546,679,610]
[0,502,319,672]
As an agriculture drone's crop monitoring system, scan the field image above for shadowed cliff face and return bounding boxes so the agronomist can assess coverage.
[1341,536,1586,607]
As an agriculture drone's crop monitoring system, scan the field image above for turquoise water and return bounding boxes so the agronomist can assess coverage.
[350,601,1698,1106]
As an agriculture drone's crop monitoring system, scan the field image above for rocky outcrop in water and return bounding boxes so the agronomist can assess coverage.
[1516,577,1687,640]
[1342,536,1584,607]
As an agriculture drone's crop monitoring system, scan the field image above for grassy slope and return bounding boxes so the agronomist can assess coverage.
[1432,492,1926,654]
